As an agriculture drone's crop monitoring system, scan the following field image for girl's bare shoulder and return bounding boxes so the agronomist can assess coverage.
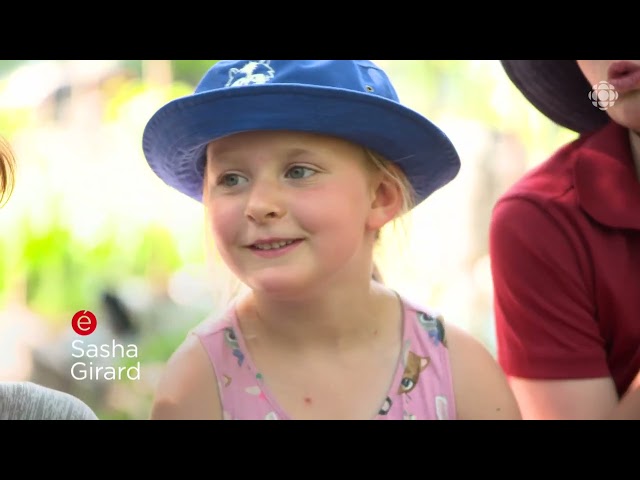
[445,323,521,420]
[150,334,222,420]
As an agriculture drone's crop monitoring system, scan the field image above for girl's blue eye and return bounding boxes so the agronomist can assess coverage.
[286,166,315,179]
[220,174,246,187]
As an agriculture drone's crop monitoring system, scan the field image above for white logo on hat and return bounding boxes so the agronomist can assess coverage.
[588,81,618,111]
[226,60,275,87]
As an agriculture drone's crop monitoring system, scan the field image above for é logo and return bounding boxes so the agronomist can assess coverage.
[71,310,97,336]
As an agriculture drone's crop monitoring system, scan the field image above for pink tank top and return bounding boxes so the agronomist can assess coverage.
[194,295,456,420]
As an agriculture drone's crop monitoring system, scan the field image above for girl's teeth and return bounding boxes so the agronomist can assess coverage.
[255,240,295,250]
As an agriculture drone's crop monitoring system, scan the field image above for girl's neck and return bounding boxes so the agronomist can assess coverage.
[630,129,640,182]
[236,280,401,351]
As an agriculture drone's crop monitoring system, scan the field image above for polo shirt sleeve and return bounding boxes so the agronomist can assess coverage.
[489,197,610,381]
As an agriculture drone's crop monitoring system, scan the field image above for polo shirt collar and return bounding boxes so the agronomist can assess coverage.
[574,121,640,231]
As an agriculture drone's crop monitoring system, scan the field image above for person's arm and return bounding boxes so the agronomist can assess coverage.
[507,372,640,420]
[506,377,619,420]
[507,366,640,420]
[489,198,627,419]
[447,324,521,420]
[610,370,640,419]
[150,334,222,420]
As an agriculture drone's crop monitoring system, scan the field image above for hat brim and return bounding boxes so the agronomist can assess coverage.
[142,84,460,204]
[501,60,609,134]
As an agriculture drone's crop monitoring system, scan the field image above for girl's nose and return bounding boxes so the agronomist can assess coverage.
[244,182,287,223]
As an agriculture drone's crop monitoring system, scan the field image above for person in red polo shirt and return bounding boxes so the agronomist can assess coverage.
[490,60,640,419]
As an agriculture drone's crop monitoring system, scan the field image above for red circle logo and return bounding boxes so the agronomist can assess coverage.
[72,310,97,336]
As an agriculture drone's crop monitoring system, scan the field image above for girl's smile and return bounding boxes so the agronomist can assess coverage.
[247,238,305,258]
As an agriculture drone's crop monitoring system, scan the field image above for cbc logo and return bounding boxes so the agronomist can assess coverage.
[588,81,618,111]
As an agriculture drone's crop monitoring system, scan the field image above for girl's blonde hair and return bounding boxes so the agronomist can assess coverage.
[201,143,416,301]
[0,137,15,207]
[362,147,416,284]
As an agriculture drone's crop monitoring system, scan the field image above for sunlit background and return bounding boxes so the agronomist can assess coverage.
[0,60,577,419]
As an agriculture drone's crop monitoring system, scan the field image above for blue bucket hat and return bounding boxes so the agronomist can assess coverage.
[142,60,461,205]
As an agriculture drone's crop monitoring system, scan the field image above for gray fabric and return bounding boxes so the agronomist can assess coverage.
[0,382,98,420]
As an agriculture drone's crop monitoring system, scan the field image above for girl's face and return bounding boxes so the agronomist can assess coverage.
[577,60,640,131]
[204,130,393,297]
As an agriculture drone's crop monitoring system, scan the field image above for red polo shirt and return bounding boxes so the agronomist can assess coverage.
[490,121,640,396]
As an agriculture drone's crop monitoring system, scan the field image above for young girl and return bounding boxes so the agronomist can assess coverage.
[143,60,521,420]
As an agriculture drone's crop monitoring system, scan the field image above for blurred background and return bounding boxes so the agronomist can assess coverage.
[0,60,577,419]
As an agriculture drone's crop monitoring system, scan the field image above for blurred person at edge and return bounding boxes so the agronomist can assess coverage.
[0,136,98,420]
[490,60,640,419]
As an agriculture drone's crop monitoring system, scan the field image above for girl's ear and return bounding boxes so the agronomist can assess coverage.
[366,174,402,231]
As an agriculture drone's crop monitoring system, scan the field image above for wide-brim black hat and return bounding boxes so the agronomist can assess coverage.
[501,60,609,134]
